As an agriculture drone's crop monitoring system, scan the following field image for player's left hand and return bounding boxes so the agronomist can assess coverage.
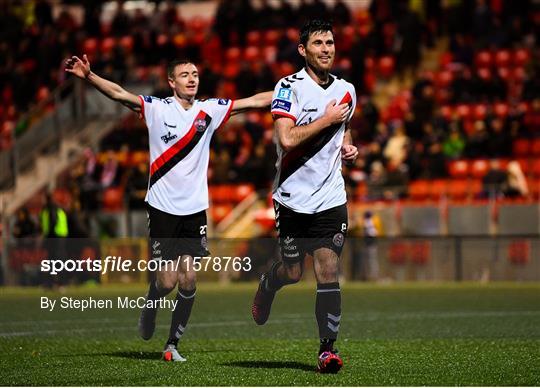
[341,144,358,163]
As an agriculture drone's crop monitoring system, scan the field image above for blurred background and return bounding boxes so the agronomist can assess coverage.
[0,0,539,287]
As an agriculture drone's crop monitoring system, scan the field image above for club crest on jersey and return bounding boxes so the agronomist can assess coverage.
[218,99,229,105]
[161,131,178,144]
[272,99,292,112]
[195,118,208,132]
[277,88,292,101]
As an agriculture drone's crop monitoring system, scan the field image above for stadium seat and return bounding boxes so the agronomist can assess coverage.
[456,104,472,120]
[475,50,493,68]
[211,204,233,224]
[246,31,261,46]
[102,187,124,211]
[440,105,453,121]
[513,48,530,66]
[494,102,509,118]
[435,70,453,88]
[439,51,453,68]
[101,37,116,54]
[225,47,241,62]
[244,46,260,62]
[497,67,510,81]
[378,56,395,78]
[430,179,448,199]
[494,49,511,67]
[233,184,255,203]
[263,30,280,46]
[449,160,469,178]
[470,179,483,197]
[507,240,530,265]
[477,67,492,81]
[473,104,488,120]
[52,188,72,209]
[447,179,469,200]
[119,36,134,53]
[408,180,430,200]
[471,159,489,178]
[513,139,530,156]
[82,38,99,56]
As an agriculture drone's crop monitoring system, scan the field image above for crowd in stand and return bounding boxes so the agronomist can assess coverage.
[2,0,539,216]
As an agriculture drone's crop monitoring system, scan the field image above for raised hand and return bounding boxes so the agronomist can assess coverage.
[341,144,358,163]
[64,54,91,79]
[324,99,352,126]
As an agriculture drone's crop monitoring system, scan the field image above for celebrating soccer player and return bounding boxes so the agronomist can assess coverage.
[251,19,358,373]
[65,54,272,362]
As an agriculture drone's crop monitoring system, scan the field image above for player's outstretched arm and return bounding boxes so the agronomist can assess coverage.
[230,91,273,116]
[275,99,351,152]
[64,54,141,113]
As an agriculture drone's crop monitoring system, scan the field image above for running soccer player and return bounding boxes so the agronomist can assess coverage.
[251,19,358,373]
[65,55,271,362]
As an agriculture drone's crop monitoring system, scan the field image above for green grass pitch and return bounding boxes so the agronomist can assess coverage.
[0,282,539,386]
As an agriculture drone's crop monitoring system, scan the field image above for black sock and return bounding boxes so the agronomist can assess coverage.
[167,288,196,346]
[315,282,341,353]
[147,280,167,301]
[264,261,284,292]
[319,338,336,354]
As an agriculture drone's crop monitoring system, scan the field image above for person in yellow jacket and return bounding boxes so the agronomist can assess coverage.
[39,193,69,287]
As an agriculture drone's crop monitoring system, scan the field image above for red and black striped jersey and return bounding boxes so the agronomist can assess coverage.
[271,68,356,214]
[138,95,233,215]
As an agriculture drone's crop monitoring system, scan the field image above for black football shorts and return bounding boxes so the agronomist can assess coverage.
[273,200,348,263]
[147,204,209,262]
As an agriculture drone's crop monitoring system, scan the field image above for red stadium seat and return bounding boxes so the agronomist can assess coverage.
[263,30,280,46]
[512,67,526,83]
[512,139,530,156]
[494,102,509,118]
[470,179,483,197]
[447,179,469,200]
[471,159,489,178]
[209,185,233,204]
[102,187,124,211]
[430,180,448,199]
[82,38,99,56]
[440,105,453,121]
[119,36,134,52]
[211,204,233,224]
[246,31,261,46]
[516,158,530,175]
[52,188,72,209]
[101,37,116,54]
[497,67,510,81]
[408,180,430,200]
[449,160,469,178]
[513,48,530,66]
[243,46,260,62]
[473,104,488,120]
[233,184,255,203]
[439,51,453,68]
[435,70,453,88]
[494,49,511,67]
[225,47,241,62]
[364,57,375,71]
[477,68,492,81]
[456,104,472,120]
[475,50,493,68]
[378,56,395,78]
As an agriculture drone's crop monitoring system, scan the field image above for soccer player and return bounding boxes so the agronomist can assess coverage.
[65,55,272,362]
[251,19,358,373]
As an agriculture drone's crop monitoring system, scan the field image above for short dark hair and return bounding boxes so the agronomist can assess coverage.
[167,59,194,79]
[299,19,333,46]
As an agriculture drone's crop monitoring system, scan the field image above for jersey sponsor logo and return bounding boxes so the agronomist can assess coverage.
[161,131,178,144]
[302,107,318,112]
[277,88,292,101]
[272,99,292,112]
[218,99,229,105]
[195,118,208,132]
[333,233,345,247]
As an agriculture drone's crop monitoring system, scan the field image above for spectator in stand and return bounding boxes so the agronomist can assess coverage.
[450,66,475,103]
[425,143,448,179]
[367,161,387,201]
[99,150,121,189]
[488,118,511,157]
[481,159,507,198]
[384,123,409,168]
[466,120,490,158]
[523,98,540,135]
[505,161,529,198]
[13,207,38,239]
[332,0,351,26]
[522,67,540,102]
[443,127,466,159]
[412,83,435,127]
[126,162,149,210]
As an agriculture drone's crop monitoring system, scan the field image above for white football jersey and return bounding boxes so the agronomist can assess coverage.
[138,95,233,215]
[270,68,356,214]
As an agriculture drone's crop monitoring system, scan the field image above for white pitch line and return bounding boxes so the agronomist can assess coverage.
[0,311,539,338]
